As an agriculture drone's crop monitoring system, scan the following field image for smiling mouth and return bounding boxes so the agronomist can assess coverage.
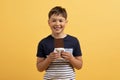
[54,27,62,30]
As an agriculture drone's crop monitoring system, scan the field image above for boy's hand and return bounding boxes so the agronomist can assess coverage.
[48,52,60,61]
[61,51,73,60]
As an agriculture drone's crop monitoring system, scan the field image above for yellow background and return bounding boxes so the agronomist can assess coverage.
[0,0,120,80]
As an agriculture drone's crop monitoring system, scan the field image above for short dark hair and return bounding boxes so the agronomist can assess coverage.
[48,6,67,19]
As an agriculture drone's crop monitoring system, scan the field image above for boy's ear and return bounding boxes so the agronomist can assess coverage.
[48,19,50,25]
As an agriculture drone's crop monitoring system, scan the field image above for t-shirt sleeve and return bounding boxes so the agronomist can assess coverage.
[36,41,46,58]
[73,38,82,56]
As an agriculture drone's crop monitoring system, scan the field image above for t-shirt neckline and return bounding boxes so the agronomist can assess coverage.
[50,34,68,39]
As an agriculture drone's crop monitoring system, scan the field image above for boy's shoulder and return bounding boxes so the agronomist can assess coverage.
[39,35,53,43]
[44,35,53,39]
[66,34,78,40]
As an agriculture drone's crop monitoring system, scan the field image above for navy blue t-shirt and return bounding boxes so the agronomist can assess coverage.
[36,35,82,58]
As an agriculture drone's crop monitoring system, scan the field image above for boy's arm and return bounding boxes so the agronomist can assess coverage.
[36,52,60,72]
[61,52,83,70]
[36,57,52,72]
[69,56,83,70]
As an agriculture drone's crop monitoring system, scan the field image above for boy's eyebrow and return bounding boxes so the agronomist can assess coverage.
[50,17,56,19]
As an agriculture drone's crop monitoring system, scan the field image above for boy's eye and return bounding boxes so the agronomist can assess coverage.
[51,19,64,22]
[59,20,63,22]
[52,20,56,22]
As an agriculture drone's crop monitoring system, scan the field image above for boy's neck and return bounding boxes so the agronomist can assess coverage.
[51,33,67,39]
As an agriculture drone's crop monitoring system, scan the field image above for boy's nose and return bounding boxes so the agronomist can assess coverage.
[55,21,60,25]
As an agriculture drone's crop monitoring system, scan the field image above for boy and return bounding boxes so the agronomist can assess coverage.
[36,6,83,80]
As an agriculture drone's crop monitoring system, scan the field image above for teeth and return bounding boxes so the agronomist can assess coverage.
[54,27,61,30]
[55,27,60,29]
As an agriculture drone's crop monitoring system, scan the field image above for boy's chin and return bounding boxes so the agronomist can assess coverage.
[54,32,61,35]
[54,31,62,34]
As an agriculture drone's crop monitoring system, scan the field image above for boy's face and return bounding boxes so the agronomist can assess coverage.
[48,14,67,35]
